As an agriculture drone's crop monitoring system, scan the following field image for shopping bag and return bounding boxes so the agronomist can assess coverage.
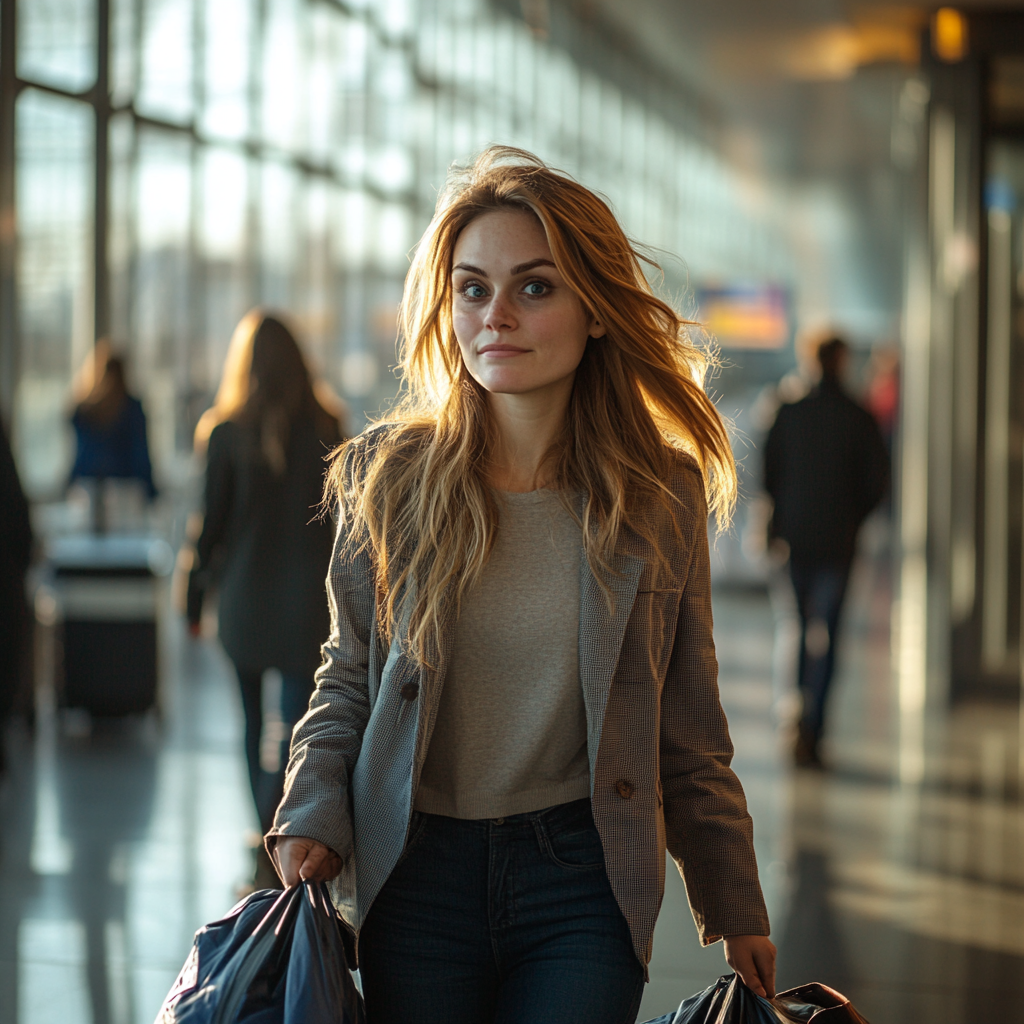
[772,982,870,1023]
[155,881,365,1024]
[641,973,870,1024]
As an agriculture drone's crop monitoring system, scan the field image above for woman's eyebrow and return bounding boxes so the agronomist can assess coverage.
[452,258,557,277]
[511,258,556,274]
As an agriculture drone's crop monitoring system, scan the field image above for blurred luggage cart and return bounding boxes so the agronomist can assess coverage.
[45,534,174,716]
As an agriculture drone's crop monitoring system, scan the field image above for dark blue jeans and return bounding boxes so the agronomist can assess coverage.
[789,562,851,742]
[358,798,646,1024]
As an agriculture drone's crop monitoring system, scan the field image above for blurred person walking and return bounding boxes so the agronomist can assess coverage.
[268,148,775,1024]
[187,311,344,885]
[0,420,32,773]
[70,340,156,504]
[764,336,889,769]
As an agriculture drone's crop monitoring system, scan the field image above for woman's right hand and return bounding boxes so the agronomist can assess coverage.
[271,836,342,887]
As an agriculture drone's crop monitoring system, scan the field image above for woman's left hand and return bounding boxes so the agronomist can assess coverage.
[723,934,777,998]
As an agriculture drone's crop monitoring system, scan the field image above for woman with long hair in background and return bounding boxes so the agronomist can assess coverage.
[187,311,345,887]
[268,148,774,1022]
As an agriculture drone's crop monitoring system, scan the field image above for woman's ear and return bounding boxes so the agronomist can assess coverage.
[588,316,607,340]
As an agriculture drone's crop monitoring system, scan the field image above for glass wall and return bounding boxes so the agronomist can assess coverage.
[15,89,94,493]
[11,0,801,497]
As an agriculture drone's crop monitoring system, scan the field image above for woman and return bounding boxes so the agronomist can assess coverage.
[70,340,156,499]
[187,311,344,868]
[269,149,774,1023]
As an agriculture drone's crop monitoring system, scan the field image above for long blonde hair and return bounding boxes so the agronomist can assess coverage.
[195,309,344,472]
[329,146,735,666]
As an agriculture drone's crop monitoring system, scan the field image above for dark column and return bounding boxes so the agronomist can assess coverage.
[93,0,111,341]
[0,0,18,428]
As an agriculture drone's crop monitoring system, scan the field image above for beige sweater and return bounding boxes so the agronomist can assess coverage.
[414,489,590,819]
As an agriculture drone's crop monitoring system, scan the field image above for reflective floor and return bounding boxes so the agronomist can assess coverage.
[642,554,1024,1024]
[1,548,1022,1024]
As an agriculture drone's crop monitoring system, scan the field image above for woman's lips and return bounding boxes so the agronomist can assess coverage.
[478,344,528,357]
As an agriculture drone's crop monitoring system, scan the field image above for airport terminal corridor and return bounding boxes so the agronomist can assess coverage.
[7,2,1024,1022]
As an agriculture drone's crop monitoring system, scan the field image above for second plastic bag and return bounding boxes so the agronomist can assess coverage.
[641,973,870,1024]
[155,881,365,1024]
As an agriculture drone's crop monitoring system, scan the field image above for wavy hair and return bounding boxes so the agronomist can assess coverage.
[328,146,735,666]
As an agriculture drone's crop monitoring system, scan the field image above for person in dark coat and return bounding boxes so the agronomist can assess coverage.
[187,311,345,860]
[0,419,32,773]
[763,337,889,767]
[70,341,156,498]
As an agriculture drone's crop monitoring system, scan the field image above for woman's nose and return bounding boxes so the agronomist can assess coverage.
[483,294,516,331]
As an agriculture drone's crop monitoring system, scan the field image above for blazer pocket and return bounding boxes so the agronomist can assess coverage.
[635,574,682,595]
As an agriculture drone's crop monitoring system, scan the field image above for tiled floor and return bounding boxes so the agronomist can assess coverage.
[2,549,1022,1023]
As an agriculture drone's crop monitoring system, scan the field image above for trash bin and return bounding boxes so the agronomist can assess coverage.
[47,534,174,716]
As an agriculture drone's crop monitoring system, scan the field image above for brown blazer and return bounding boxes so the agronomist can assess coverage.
[269,429,770,968]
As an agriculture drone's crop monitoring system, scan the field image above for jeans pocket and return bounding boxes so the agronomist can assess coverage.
[537,810,605,871]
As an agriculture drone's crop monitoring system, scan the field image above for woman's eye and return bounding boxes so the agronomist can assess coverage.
[523,281,548,296]
[461,283,487,299]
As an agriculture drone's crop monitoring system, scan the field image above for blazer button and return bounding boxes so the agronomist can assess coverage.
[615,779,635,800]
[400,682,419,700]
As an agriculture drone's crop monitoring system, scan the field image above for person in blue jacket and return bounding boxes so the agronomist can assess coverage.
[69,341,156,498]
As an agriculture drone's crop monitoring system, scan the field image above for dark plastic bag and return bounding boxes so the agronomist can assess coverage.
[772,983,870,1024]
[155,882,365,1024]
[641,973,870,1024]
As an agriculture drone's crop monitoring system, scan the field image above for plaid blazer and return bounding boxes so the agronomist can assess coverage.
[269,430,770,968]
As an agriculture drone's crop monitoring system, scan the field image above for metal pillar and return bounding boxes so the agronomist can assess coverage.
[0,0,18,429]
[93,0,111,341]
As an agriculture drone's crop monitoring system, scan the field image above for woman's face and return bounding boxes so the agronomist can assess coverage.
[451,209,604,400]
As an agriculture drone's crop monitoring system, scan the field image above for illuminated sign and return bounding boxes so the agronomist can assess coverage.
[696,283,790,350]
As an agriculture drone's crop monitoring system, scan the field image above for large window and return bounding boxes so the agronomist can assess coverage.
[9,0,796,497]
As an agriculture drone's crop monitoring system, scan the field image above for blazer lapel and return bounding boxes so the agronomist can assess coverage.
[415,585,459,751]
[578,534,644,784]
